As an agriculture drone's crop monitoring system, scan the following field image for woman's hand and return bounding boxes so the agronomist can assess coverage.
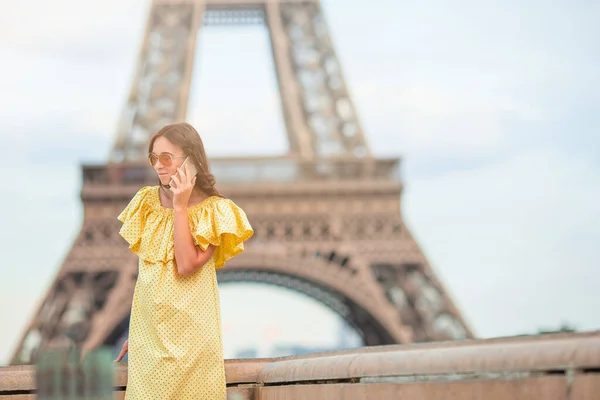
[114,340,128,362]
[170,163,197,211]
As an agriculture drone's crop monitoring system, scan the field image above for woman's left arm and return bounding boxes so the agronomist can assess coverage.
[173,209,215,276]
[171,164,215,276]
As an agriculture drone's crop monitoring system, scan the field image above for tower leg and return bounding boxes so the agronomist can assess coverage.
[111,1,206,162]
[268,1,370,159]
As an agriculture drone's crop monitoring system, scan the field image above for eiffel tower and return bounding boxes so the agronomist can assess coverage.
[11,0,473,365]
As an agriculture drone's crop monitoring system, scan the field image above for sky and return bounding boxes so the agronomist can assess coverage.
[1,0,599,364]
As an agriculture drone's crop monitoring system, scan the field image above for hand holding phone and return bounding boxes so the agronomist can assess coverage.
[169,157,198,187]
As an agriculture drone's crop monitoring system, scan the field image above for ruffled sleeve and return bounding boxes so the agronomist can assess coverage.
[191,198,254,269]
[117,186,153,254]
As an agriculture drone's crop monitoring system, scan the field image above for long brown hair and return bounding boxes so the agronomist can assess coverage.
[149,122,223,197]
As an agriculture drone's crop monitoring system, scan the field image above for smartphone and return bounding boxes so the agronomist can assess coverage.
[169,157,198,186]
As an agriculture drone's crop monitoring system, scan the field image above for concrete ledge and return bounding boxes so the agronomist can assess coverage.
[257,332,600,384]
[1,331,599,399]
[0,358,275,392]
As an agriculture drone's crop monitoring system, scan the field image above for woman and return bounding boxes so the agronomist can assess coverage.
[114,122,253,399]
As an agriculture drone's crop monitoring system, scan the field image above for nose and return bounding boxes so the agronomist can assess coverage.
[153,159,165,169]
[154,162,166,173]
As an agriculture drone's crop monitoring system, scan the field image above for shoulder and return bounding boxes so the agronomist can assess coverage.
[190,196,250,226]
[118,186,158,222]
[190,196,254,266]
[126,185,159,208]
[131,185,157,201]
[203,196,246,216]
[191,195,233,211]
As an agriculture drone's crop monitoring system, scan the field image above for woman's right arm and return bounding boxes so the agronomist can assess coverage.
[114,340,128,362]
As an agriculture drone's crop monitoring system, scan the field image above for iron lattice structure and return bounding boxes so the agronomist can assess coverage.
[11,0,473,365]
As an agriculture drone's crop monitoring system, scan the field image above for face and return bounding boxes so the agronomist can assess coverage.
[149,136,187,186]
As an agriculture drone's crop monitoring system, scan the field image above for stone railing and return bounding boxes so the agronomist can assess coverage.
[1,331,599,399]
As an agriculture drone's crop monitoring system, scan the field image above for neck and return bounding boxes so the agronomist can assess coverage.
[160,184,174,198]
[161,184,205,200]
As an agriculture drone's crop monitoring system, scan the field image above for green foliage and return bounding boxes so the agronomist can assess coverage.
[537,322,577,335]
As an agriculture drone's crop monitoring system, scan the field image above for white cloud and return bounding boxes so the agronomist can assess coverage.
[0,163,83,364]
[0,52,131,137]
[0,0,147,56]
[404,147,600,336]
[354,82,514,158]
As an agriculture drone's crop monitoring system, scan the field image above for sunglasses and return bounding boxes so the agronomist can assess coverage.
[148,153,186,167]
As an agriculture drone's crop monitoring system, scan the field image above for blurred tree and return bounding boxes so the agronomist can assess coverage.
[537,322,577,335]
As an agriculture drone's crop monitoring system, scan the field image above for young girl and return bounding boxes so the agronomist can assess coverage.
[114,122,253,399]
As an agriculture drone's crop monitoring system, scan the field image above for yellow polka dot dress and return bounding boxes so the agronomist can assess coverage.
[117,186,253,400]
